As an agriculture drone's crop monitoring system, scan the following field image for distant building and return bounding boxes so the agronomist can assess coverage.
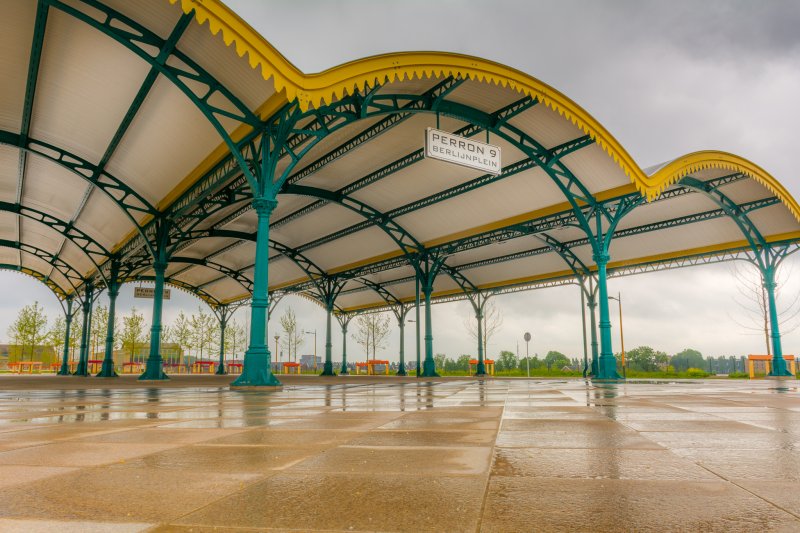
[299,354,321,368]
[0,344,57,365]
[114,343,184,365]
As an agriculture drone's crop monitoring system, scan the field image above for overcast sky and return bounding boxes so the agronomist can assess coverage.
[3,1,800,363]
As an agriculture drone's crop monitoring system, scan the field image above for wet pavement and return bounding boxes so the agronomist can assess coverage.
[0,376,798,531]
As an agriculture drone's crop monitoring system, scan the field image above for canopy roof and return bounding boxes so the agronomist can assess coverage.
[2,0,799,312]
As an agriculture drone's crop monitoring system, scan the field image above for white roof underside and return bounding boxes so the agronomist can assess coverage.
[0,0,797,311]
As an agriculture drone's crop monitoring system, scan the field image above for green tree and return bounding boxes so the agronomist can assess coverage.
[544,350,571,369]
[671,348,704,372]
[280,307,303,362]
[120,308,147,363]
[456,354,471,372]
[68,316,82,362]
[7,301,49,361]
[433,353,446,371]
[49,315,67,360]
[496,350,517,372]
[90,305,116,358]
[168,311,192,363]
[352,312,391,359]
[626,346,668,372]
[190,307,218,361]
[224,320,245,361]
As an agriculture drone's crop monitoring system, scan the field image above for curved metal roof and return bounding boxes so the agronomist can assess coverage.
[2,0,799,313]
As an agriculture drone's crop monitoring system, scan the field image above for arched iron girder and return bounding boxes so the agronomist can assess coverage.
[283,77,467,189]
[281,92,600,241]
[0,200,111,289]
[283,184,423,257]
[169,256,253,293]
[336,194,783,306]
[178,94,539,239]
[171,230,331,296]
[0,240,84,294]
[52,0,264,188]
[354,277,413,323]
[0,263,67,300]
[0,201,110,264]
[327,191,781,297]
[274,133,594,255]
[0,130,156,221]
[679,176,771,267]
[274,117,590,238]
[533,232,594,299]
[129,275,222,308]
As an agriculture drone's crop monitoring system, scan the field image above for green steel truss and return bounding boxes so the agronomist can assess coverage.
[8,0,799,384]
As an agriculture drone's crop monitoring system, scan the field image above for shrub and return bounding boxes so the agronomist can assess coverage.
[727,372,750,379]
[686,367,708,378]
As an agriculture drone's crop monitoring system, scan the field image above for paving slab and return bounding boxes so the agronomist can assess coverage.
[0,376,797,531]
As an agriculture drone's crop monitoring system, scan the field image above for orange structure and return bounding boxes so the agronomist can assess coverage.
[282,362,301,374]
[355,360,390,375]
[226,362,243,374]
[192,360,216,374]
[469,359,495,376]
[747,355,796,378]
[8,361,43,374]
[163,362,188,374]
[121,362,143,374]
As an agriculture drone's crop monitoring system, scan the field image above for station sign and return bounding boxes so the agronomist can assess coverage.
[134,287,171,300]
[424,127,502,175]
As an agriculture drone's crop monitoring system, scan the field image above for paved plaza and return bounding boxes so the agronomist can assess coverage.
[0,377,796,531]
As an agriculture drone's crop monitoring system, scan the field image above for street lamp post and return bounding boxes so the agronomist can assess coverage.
[608,292,626,378]
[274,335,280,371]
[523,332,531,378]
[303,329,317,372]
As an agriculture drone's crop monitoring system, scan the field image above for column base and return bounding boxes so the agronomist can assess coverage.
[474,372,488,377]
[768,359,793,377]
[215,366,228,376]
[396,368,407,376]
[766,373,794,379]
[320,363,336,377]
[594,357,623,381]
[72,365,89,377]
[421,359,439,378]
[96,359,118,378]
[57,366,71,376]
[231,346,282,387]
[139,357,169,381]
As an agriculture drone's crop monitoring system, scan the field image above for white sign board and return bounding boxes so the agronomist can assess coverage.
[134,287,171,300]
[424,128,502,175]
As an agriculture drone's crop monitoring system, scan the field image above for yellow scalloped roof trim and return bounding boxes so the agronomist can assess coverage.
[168,0,800,224]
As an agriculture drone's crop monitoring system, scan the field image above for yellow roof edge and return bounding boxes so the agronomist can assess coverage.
[168,1,800,226]
[336,231,800,313]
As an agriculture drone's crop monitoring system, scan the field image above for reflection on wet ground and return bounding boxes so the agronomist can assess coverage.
[0,376,798,531]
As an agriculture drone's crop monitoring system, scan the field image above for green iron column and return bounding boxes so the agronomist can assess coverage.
[588,291,599,376]
[415,272,421,377]
[74,283,93,376]
[57,297,74,375]
[594,253,621,380]
[421,277,439,378]
[396,311,407,376]
[475,298,486,376]
[232,198,281,387]
[97,264,120,378]
[321,301,336,376]
[763,266,792,376]
[215,307,228,375]
[339,318,349,375]
[140,259,169,380]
